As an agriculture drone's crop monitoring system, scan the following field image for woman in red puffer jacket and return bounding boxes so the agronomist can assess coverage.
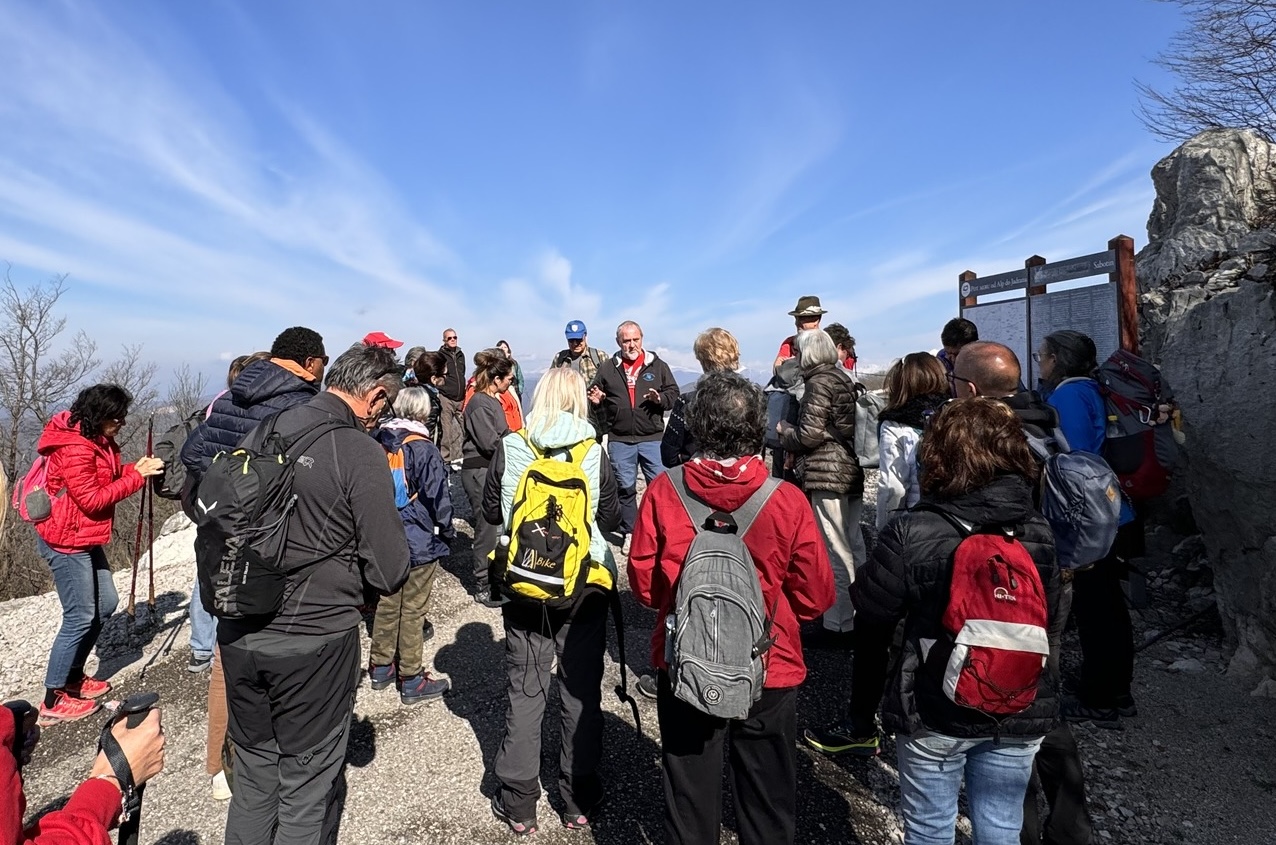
[32,385,163,727]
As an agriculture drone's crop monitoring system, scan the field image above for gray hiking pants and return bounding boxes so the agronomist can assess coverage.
[221,627,359,845]
[494,591,609,820]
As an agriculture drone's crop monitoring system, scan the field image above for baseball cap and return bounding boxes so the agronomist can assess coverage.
[363,331,404,349]
[564,320,587,340]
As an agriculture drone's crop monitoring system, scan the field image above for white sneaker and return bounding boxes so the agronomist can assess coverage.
[211,770,232,801]
[622,533,632,556]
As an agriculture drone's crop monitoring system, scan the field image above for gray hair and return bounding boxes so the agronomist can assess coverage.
[404,346,428,368]
[615,320,643,341]
[687,370,766,460]
[393,386,433,424]
[325,343,400,395]
[795,329,838,372]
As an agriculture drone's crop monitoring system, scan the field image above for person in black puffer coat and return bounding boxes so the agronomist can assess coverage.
[851,397,1062,845]
[777,328,864,635]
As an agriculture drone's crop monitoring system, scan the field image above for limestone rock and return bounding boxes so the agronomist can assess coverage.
[1136,128,1276,681]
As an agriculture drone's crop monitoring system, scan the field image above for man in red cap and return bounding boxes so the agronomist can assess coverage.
[363,331,404,350]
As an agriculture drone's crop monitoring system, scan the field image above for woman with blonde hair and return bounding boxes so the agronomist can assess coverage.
[661,327,740,468]
[480,366,620,834]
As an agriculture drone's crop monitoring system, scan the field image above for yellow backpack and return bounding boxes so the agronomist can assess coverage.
[503,435,596,606]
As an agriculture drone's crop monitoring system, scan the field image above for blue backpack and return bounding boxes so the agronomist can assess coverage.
[1026,428,1122,571]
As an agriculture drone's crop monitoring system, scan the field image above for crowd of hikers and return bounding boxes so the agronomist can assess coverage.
[1,298,1182,845]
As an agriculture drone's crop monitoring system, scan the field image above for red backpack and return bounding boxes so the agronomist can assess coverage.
[1094,349,1178,501]
[923,507,1050,716]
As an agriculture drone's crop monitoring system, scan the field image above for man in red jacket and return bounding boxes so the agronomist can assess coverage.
[628,370,834,845]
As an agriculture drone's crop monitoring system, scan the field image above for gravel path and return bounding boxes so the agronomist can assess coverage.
[7,475,1275,844]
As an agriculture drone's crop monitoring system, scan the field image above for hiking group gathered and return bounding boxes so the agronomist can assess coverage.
[2,298,1181,845]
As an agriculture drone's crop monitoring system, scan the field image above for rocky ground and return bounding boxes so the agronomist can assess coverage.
[5,473,1275,844]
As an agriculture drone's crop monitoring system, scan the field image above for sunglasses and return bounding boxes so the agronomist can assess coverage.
[444,335,458,341]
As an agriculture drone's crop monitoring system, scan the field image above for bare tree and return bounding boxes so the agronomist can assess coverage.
[0,270,99,479]
[165,363,209,419]
[1138,0,1276,141]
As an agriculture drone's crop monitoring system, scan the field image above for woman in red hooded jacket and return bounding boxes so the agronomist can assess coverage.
[32,385,163,726]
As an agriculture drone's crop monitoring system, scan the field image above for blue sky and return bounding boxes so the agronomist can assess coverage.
[0,0,1185,380]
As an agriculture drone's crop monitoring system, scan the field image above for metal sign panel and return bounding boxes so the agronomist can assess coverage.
[961,269,1029,298]
[1031,250,1117,286]
[1028,282,1119,386]
[962,299,1029,385]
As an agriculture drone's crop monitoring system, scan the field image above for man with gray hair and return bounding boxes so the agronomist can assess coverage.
[586,320,680,553]
[218,342,411,844]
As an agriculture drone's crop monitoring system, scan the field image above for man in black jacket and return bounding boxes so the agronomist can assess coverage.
[219,343,411,845]
[437,328,467,467]
[955,341,1095,845]
[586,321,679,552]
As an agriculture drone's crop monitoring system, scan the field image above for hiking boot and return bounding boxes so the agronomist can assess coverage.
[1061,695,1122,730]
[399,672,449,705]
[475,591,509,609]
[1116,693,1138,718]
[422,618,435,642]
[492,794,538,836]
[211,770,232,801]
[188,653,213,673]
[368,663,397,691]
[621,533,632,556]
[65,676,112,699]
[636,674,658,700]
[37,691,102,726]
[802,720,881,757]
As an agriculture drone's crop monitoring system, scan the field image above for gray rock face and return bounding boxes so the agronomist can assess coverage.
[1137,128,1276,681]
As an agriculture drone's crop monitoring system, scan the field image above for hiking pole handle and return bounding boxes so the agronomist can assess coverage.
[106,692,159,845]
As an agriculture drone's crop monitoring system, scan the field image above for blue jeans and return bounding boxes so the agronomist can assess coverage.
[189,577,218,660]
[896,731,1042,845]
[607,439,665,534]
[38,538,119,689]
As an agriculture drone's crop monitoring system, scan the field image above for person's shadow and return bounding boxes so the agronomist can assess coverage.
[433,621,505,794]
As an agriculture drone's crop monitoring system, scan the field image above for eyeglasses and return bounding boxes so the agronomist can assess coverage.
[1031,351,1044,363]
[567,337,585,344]
[946,371,977,395]
[309,355,329,365]
[109,417,127,426]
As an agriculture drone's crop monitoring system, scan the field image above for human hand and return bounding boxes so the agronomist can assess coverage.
[588,386,604,405]
[643,388,660,405]
[134,457,164,478]
[89,708,166,786]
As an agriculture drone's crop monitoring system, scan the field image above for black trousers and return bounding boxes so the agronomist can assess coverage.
[220,627,360,845]
[849,619,895,735]
[494,591,608,820]
[1071,521,1140,708]
[657,673,798,845]
[1021,722,1093,845]
[461,466,500,592]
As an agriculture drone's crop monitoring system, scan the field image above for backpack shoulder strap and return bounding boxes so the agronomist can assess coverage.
[667,465,711,533]
[283,417,352,458]
[731,477,782,537]
[667,465,780,537]
[589,347,605,367]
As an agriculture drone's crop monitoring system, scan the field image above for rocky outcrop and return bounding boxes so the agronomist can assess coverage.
[1136,128,1276,686]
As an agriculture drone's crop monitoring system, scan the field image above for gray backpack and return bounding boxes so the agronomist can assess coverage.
[665,467,780,719]
[1026,427,1122,571]
[853,386,887,469]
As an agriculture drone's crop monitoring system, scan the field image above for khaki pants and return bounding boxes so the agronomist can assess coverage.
[369,562,439,677]
[206,645,229,775]
[809,492,866,633]
[438,395,463,464]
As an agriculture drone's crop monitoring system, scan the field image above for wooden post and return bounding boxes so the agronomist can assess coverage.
[1024,256,1047,385]
[1025,255,1047,296]
[1110,234,1139,355]
[959,270,978,310]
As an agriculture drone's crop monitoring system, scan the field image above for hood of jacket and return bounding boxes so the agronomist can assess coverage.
[610,349,659,369]
[919,474,1037,527]
[37,410,99,455]
[231,359,319,408]
[879,393,950,430]
[679,454,771,512]
[376,419,433,448]
[527,411,595,451]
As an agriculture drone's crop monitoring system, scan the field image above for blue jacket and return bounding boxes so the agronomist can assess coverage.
[375,423,455,565]
[1046,378,1134,525]
[181,359,319,477]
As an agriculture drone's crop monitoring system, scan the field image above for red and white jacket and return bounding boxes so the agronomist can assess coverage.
[628,456,834,689]
[34,411,144,553]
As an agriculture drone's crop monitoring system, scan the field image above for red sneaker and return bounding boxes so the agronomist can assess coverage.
[37,691,102,726]
[65,676,112,699]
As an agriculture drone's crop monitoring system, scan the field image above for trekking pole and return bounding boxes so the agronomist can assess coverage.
[146,418,156,614]
[99,693,160,845]
[128,468,145,620]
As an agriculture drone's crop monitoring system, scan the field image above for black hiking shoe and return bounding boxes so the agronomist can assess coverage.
[1062,695,1122,730]
[802,719,881,757]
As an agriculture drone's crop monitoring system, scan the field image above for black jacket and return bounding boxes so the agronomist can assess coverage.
[779,363,863,495]
[590,351,679,443]
[437,345,467,402]
[850,475,1063,739]
[660,388,697,467]
[1001,390,1060,440]
[181,359,319,477]
[218,391,411,639]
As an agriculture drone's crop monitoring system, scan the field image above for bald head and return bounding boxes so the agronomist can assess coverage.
[953,341,1021,397]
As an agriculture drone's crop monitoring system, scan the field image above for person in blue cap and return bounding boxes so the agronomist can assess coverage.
[553,320,606,384]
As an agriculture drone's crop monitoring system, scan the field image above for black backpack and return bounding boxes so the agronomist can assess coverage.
[193,414,349,619]
[152,408,205,500]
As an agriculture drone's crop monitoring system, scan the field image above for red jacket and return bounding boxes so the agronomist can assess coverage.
[1,707,119,844]
[628,456,834,688]
[34,412,144,553]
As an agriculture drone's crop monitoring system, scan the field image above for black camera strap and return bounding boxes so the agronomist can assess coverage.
[97,693,159,845]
